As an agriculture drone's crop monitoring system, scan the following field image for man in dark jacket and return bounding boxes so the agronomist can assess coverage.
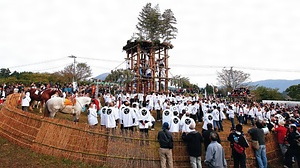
[202,123,221,151]
[157,122,173,168]
[228,124,249,168]
[182,122,203,168]
[284,124,300,168]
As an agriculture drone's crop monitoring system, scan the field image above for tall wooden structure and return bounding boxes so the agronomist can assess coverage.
[123,40,173,93]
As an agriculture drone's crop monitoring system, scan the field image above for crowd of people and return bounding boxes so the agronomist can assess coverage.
[90,90,300,168]
[2,82,300,168]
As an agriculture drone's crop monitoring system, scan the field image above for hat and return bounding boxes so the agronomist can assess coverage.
[162,122,169,130]
[289,124,297,128]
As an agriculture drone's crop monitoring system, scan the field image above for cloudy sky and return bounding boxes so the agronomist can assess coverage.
[1,0,299,87]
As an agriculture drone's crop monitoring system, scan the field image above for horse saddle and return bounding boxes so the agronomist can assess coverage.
[64,98,76,106]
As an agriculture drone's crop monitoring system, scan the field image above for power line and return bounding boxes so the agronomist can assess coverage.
[8,57,67,69]
[30,63,70,72]
[170,64,224,69]
[76,56,120,63]
[169,63,300,73]
[113,60,126,70]
[179,73,216,77]
[233,66,300,72]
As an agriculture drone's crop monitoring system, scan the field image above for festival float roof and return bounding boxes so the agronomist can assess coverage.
[122,40,173,53]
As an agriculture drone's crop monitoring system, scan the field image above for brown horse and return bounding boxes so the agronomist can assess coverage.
[29,88,62,113]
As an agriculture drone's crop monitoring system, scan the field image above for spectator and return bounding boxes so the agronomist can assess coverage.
[157,122,173,168]
[248,120,268,168]
[205,131,227,168]
[21,91,31,112]
[284,124,300,168]
[182,122,204,168]
[203,123,221,151]
[273,120,288,156]
[227,124,249,168]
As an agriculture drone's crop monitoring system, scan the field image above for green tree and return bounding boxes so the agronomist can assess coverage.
[285,84,300,100]
[252,86,283,102]
[60,63,92,82]
[161,9,178,42]
[10,71,21,79]
[170,75,192,89]
[105,69,134,86]
[136,3,161,41]
[181,77,192,89]
[0,68,11,78]
[205,84,214,95]
[217,67,250,91]
[75,63,92,81]
[134,3,177,43]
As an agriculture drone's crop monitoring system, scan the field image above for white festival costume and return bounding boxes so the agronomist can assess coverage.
[105,107,119,128]
[137,107,151,129]
[169,115,180,133]
[202,113,214,130]
[162,109,172,125]
[120,106,136,127]
[88,107,98,126]
[180,116,195,133]
[100,106,108,126]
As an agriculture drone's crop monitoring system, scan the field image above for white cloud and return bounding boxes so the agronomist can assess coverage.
[0,0,300,88]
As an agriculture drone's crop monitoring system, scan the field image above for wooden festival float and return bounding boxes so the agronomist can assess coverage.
[123,40,172,93]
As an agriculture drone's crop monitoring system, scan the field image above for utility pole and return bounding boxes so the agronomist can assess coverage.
[230,66,234,89]
[68,55,77,83]
[211,83,215,98]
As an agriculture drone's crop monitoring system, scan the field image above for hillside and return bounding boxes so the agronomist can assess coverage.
[250,79,300,92]
[94,72,109,81]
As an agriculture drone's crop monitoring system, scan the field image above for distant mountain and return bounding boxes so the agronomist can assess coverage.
[94,73,110,81]
[249,79,300,92]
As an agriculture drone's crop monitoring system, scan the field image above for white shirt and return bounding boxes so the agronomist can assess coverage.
[226,109,235,119]
[88,107,98,126]
[169,116,180,133]
[100,106,108,126]
[218,102,225,112]
[105,107,119,128]
[21,92,31,107]
[162,109,172,125]
[180,116,195,133]
[137,107,151,129]
[212,109,220,121]
[202,113,214,130]
[120,106,136,127]
[189,104,197,115]
[238,107,244,116]
[248,108,255,118]
[265,110,271,120]
[256,110,263,121]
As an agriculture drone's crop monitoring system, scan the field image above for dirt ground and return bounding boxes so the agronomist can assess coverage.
[0,136,96,168]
